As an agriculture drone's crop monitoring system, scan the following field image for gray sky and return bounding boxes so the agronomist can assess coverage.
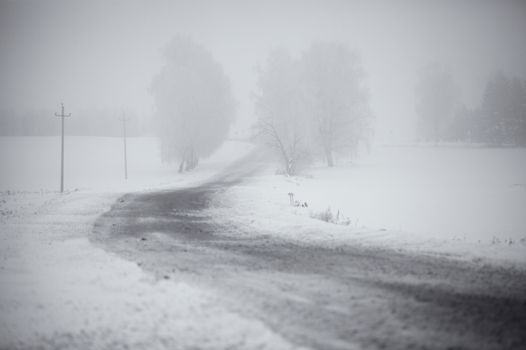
[1,0,525,141]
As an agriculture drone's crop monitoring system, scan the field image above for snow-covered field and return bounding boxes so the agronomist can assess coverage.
[0,136,251,192]
[211,145,526,265]
[1,138,292,349]
[1,137,526,347]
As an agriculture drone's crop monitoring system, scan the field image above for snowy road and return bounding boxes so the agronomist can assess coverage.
[93,154,526,350]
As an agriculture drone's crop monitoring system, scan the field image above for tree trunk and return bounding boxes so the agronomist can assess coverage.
[178,148,188,173]
[325,147,334,167]
[281,155,290,176]
[287,158,295,176]
[178,159,185,173]
[185,147,199,171]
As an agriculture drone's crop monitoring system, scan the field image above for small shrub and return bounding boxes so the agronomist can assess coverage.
[310,207,351,226]
[315,207,333,223]
[335,210,351,226]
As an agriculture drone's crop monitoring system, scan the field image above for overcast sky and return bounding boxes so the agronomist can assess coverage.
[1,0,525,141]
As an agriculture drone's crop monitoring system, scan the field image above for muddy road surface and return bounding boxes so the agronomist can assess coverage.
[93,154,526,350]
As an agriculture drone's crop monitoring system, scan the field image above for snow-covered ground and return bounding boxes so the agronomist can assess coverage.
[0,136,251,192]
[0,191,294,349]
[2,137,526,347]
[211,145,526,265]
[1,138,296,349]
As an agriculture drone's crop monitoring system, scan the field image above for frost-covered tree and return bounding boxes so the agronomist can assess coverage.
[415,64,460,142]
[254,49,311,175]
[300,43,371,167]
[151,37,235,171]
[254,43,371,172]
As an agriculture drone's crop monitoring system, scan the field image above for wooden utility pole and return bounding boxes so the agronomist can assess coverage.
[55,103,71,193]
[119,114,131,180]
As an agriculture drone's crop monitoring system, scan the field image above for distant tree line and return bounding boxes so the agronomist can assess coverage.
[0,108,151,137]
[254,43,372,175]
[416,67,526,146]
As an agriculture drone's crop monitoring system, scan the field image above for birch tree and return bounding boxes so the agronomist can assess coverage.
[301,43,371,167]
[254,49,311,175]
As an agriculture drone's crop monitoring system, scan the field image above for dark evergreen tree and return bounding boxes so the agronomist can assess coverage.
[480,73,526,146]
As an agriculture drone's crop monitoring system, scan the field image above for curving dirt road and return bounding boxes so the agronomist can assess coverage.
[92,152,526,350]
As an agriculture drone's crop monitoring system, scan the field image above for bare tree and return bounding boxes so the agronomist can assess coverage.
[254,49,311,175]
[254,44,371,172]
[301,43,371,167]
[150,37,235,172]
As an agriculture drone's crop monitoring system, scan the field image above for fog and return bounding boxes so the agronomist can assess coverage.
[3,2,526,348]
[1,0,525,142]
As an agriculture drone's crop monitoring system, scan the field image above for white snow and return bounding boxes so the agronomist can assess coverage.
[1,138,297,349]
[210,145,526,266]
[2,137,526,348]
[0,136,252,192]
[0,191,295,349]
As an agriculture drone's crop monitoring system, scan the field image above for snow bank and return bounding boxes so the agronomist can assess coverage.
[1,139,296,349]
[0,191,294,349]
[210,146,526,266]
